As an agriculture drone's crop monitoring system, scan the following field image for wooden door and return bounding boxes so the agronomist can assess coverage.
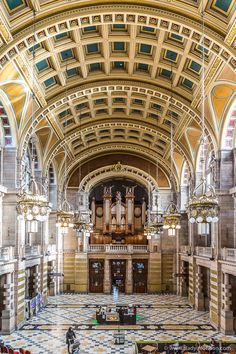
[133,260,148,293]
[110,260,126,292]
[89,260,104,293]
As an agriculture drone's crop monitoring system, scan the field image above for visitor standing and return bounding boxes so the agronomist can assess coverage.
[66,327,76,354]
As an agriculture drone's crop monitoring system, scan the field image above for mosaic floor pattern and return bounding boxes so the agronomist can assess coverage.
[2,294,236,354]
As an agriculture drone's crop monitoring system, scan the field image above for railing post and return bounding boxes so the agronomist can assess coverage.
[127,245,132,253]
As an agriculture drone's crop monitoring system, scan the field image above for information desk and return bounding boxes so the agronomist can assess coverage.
[96,305,136,325]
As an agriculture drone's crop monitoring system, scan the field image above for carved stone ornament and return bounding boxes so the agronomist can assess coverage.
[112,161,125,173]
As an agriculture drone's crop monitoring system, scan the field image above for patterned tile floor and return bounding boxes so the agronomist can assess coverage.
[2,294,236,354]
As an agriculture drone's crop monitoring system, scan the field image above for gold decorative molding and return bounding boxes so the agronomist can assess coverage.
[225,22,236,48]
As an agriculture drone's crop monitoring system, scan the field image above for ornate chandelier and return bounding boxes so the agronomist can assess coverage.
[144,220,163,239]
[17,160,51,233]
[163,202,181,236]
[144,193,164,239]
[187,179,218,234]
[16,12,51,233]
[56,199,74,235]
[73,211,93,237]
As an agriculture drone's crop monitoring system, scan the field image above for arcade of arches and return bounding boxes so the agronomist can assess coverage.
[0,0,236,352]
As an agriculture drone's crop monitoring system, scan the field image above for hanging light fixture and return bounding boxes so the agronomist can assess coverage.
[73,211,93,237]
[152,159,164,238]
[144,169,155,240]
[56,197,74,235]
[56,61,74,235]
[16,160,52,233]
[163,202,181,236]
[16,11,51,232]
[187,7,219,234]
[144,163,164,239]
[163,64,181,236]
[73,115,93,238]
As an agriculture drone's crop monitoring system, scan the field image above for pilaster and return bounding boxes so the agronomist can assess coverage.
[126,258,133,294]
[195,265,205,311]
[220,273,234,334]
[1,273,15,334]
[104,258,111,294]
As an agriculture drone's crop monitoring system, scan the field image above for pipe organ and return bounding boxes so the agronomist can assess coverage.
[95,186,142,235]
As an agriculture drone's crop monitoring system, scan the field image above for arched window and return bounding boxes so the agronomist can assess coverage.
[196,141,208,175]
[48,163,57,208]
[0,100,13,147]
[49,164,55,185]
[221,101,236,150]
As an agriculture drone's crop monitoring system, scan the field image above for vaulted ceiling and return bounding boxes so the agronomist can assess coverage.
[0,0,235,188]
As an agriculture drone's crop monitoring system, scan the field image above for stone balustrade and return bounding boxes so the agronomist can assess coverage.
[180,245,191,255]
[195,246,213,258]
[88,244,148,253]
[0,246,15,262]
[222,248,236,262]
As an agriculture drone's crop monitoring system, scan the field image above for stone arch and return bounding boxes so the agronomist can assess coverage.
[76,163,168,193]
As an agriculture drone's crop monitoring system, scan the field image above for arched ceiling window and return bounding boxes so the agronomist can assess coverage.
[181,161,190,186]
[48,163,55,185]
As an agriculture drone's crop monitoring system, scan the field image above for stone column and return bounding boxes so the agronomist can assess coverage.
[0,186,7,247]
[179,260,187,297]
[126,258,133,294]
[175,231,180,295]
[33,265,40,295]
[48,260,56,296]
[220,273,234,334]
[195,265,204,311]
[91,197,96,225]
[141,198,146,226]
[82,231,88,253]
[2,148,17,189]
[104,259,111,294]
[77,235,83,252]
[1,273,15,334]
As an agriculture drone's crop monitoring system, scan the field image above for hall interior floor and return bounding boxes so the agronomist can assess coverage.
[2,294,236,354]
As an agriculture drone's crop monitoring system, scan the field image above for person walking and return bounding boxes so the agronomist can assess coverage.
[66,327,76,354]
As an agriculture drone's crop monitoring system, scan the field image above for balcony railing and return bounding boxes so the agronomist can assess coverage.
[0,246,15,262]
[222,248,236,262]
[88,244,148,253]
[180,245,191,255]
[25,245,41,257]
[195,246,213,258]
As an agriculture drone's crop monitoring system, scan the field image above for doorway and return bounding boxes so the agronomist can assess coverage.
[133,260,148,293]
[183,261,189,296]
[89,260,104,293]
[110,260,126,292]
[201,266,210,311]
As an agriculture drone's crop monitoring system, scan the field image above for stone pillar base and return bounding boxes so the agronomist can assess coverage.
[220,310,235,335]
[104,282,110,294]
[126,282,132,294]
[180,282,187,297]
[1,310,15,334]
[49,283,56,296]
[195,293,205,311]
